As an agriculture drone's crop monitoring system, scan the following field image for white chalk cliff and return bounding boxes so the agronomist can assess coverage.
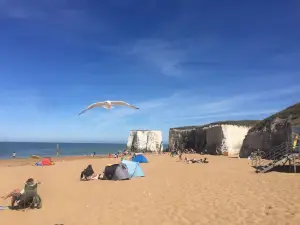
[204,125,250,156]
[220,125,250,156]
[169,124,252,156]
[126,130,163,152]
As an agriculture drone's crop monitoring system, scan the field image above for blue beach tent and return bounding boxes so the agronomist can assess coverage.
[121,160,144,178]
[132,154,149,163]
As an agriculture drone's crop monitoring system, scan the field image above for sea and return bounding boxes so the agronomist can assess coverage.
[0,142,126,159]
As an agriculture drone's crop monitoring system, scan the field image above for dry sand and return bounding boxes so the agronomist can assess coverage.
[1,154,300,225]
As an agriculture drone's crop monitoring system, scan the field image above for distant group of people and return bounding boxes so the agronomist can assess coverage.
[172,149,209,164]
[170,148,196,157]
[108,150,132,159]
[184,157,209,164]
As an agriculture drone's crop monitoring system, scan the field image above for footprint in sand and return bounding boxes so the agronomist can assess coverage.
[265,205,273,215]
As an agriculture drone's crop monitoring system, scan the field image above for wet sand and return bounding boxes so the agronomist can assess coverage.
[0,154,300,225]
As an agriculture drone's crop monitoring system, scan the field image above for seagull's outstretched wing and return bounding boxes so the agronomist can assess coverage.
[78,102,106,115]
[110,101,139,109]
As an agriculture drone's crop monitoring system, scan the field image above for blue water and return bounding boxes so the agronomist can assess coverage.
[0,142,126,159]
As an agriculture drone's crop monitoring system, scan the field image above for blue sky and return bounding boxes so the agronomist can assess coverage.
[0,0,299,143]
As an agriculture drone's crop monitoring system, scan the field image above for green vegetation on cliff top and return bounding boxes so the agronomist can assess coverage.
[172,120,260,130]
[171,102,300,131]
[248,102,300,132]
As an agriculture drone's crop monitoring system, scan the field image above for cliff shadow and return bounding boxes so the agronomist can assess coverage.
[240,118,293,158]
[206,126,224,155]
[268,165,300,173]
[194,128,207,154]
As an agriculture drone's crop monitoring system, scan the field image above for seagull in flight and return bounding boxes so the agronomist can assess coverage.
[79,100,139,115]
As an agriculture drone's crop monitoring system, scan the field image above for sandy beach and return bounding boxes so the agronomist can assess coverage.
[1,154,300,225]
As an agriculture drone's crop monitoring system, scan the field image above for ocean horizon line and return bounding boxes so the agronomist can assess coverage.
[0,141,169,159]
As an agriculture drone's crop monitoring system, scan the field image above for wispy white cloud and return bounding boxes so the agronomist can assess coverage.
[78,85,300,128]
[96,38,202,77]
[164,110,278,122]
[94,36,295,78]
[0,84,299,142]
[0,0,59,19]
[0,0,109,54]
[98,35,300,78]
[127,39,185,77]
[79,92,183,127]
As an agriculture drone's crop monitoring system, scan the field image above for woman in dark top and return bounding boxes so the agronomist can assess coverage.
[80,165,96,180]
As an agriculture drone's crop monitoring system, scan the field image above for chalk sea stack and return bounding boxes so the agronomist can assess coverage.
[126,130,163,153]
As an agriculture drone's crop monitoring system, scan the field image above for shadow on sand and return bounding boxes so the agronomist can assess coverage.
[269,165,300,173]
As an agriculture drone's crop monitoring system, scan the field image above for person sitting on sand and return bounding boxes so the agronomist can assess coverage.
[1,178,41,207]
[201,157,209,163]
[80,165,99,181]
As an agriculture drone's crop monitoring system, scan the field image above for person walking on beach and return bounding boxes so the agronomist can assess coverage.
[159,141,163,154]
[12,152,16,158]
[56,144,60,156]
[178,150,183,161]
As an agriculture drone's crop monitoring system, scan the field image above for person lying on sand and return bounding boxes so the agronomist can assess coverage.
[184,157,196,163]
[1,178,41,207]
[80,165,99,181]
[184,157,209,164]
